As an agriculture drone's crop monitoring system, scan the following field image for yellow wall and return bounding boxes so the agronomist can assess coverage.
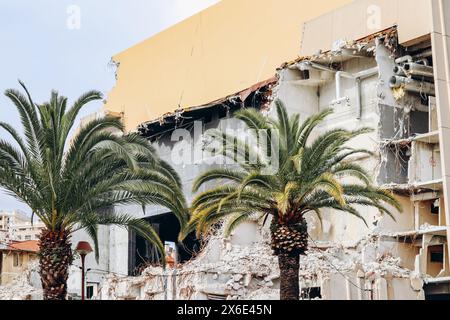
[104,0,353,131]
[300,0,433,56]
[0,251,37,285]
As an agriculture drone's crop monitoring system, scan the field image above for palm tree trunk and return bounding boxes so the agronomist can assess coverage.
[38,229,73,300]
[271,217,307,300]
[278,253,300,300]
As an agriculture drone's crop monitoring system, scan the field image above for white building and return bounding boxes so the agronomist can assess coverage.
[0,211,45,243]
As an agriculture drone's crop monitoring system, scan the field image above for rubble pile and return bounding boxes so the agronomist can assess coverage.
[0,262,42,300]
[244,287,279,300]
[99,233,280,300]
[304,242,411,279]
[99,230,416,300]
[176,239,278,300]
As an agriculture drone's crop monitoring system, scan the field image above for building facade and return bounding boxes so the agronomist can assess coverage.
[0,211,45,243]
[0,241,39,286]
[66,0,358,299]
[78,0,450,300]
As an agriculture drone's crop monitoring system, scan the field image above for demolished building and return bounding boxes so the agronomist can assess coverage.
[6,0,447,300]
[95,0,450,300]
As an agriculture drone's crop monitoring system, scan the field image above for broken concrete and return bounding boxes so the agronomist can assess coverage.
[95,26,444,301]
[99,223,422,300]
[0,262,42,300]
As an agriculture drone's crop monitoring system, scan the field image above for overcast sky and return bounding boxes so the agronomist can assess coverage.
[0,0,220,213]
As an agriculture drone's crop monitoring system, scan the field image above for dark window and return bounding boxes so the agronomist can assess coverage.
[86,285,95,300]
[431,200,440,214]
[429,246,444,263]
[426,294,450,300]
[300,69,310,80]
[129,213,201,276]
[301,287,321,300]
[13,253,22,267]
[425,282,450,300]
[430,252,444,263]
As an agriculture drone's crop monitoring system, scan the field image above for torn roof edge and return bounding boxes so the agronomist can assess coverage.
[280,26,398,69]
[135,26,399,134]
[137,76,277,134]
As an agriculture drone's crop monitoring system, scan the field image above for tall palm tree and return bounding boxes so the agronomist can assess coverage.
[0,82,188,300]
[183,100,401,300]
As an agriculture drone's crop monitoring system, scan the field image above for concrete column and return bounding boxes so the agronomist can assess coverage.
[422,234,434,274]
[444,243,450,274]
[345,278,352,300]
[376,278,389,300]
[414,202,420,230]
[431,0,450,270]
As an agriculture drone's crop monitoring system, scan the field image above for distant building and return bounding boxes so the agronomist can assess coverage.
[0,211,45,242]
[0,240,39,285]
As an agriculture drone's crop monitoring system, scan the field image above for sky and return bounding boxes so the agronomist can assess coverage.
[0,0,220,213]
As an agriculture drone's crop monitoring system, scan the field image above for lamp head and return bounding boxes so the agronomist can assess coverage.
[75,241,93,256]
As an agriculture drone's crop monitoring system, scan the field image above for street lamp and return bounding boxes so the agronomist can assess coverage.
[75,241,93,301]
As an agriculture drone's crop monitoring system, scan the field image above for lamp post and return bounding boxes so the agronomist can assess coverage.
[75,241,93,301]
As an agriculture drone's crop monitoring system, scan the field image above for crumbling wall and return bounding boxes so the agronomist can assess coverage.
[274,44,388,247]
[99,32,435,300]
[376,196,415,233]
[98,222,423,300]
[0,262,42,300]
[409,141,442,184]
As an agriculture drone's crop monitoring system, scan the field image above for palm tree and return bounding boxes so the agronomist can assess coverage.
[0,82,188,300]
[183,100,401,300]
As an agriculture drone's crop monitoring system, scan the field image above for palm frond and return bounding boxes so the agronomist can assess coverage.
[189,99,401,238]
[1,83,186,266]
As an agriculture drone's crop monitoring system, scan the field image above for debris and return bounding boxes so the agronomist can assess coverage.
[410,275,424,291]
[0,262,42,300]
[98,226,415,300]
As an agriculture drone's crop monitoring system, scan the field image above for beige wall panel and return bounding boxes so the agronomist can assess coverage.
[397,0,433,44]
[104,0,353,131]
[301,0,432,56]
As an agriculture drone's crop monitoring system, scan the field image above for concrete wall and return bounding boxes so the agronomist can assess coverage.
[0,251,37,285]
[274,42,403,246]
[431,0,450,265]
[409,141,442,184]
[321,272,422,300]
[377,196,415,233]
